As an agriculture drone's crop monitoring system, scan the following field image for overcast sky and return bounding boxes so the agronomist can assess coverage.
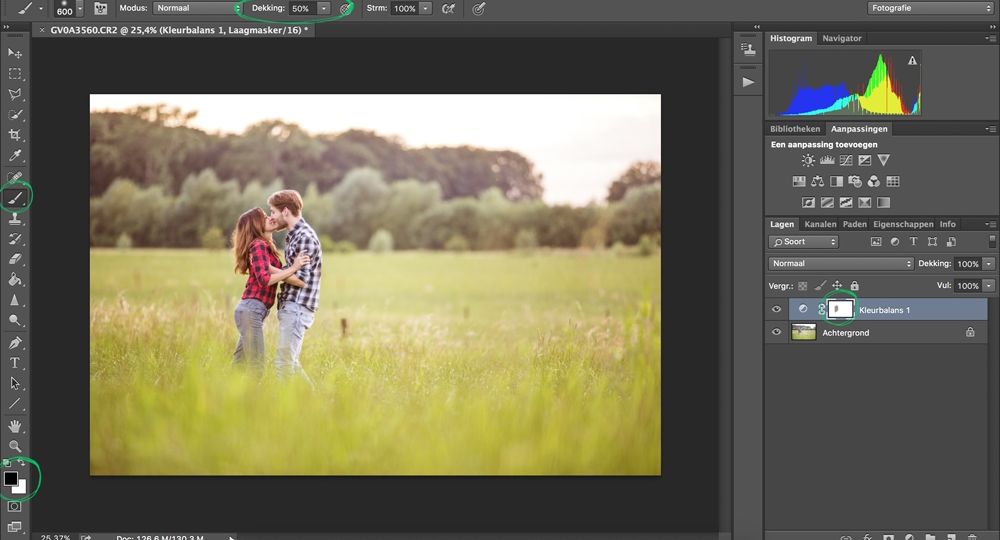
[90,94,660,206]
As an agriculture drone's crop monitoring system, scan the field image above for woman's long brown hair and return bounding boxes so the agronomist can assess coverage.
[232,207,281,275]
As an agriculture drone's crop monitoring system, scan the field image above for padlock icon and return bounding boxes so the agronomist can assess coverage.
[850,280,859,291]
[966,327,976,338]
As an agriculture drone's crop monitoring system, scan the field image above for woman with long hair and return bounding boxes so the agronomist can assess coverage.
[231,207,308,368]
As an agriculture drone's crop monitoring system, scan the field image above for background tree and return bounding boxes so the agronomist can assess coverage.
[534,205,597,248]
[201,227,226,250]
[380,179,442,250]
[90,105,218,195]
[608,183,661,245]
[329,167,390,247]
[411,198,482,250]
[474,188,517,250]
[606,161,661,202]
[169,169,242,247]
[368,229,394,253]
[90,179,142,246]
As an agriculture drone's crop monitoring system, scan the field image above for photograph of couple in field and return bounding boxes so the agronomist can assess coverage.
[230,191,320,382]
[89,94,662,475]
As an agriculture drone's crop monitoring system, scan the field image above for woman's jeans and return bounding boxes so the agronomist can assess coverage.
[233,298,269,368]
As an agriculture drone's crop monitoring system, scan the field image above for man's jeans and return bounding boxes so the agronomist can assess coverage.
[233,298,269,369]
[275,301,315,384]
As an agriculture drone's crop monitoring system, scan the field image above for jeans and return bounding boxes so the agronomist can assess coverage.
[275,301,315,384]
[233,298,269,369]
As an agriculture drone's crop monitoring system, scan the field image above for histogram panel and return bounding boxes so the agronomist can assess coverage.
[768,50,922,117]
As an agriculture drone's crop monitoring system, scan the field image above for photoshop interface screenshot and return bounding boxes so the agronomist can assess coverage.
[0,0,996,538]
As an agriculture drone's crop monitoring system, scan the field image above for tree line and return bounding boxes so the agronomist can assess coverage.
[91,105,544,201]
[91,167,660,251]
[90,105,660,251]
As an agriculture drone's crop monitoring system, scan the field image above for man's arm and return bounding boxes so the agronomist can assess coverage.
[294,234,321,280]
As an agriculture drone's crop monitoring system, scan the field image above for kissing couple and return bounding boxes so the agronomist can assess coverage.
[229,189,322,384]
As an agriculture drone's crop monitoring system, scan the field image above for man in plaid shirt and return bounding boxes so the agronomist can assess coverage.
[268,190,323,383]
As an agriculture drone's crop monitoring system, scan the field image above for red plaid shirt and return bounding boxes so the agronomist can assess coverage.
[242,239,281,308]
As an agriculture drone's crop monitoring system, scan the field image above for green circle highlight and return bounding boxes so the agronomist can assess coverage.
[819,287,859,327]
[0,456,42,503]
[233,0,354,25]
[0,179,33,215]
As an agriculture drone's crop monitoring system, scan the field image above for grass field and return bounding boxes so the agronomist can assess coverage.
[90,249,661,475]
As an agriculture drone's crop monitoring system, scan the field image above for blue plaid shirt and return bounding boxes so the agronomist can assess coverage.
[278,218,322,312]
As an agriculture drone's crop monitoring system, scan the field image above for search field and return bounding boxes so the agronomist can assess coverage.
[769,235,839,249]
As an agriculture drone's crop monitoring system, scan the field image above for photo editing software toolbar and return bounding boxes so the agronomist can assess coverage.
[0,0,998,538]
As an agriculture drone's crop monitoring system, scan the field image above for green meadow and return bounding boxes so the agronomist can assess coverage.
[90,249,661,475]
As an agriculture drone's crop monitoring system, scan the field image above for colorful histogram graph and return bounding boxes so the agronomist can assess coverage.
[770,50,922,117]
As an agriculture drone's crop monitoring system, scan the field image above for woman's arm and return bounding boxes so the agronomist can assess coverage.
[268,265,306,286]
[248,242,273,288]
[267,264,301,286]
[267,253,309,286]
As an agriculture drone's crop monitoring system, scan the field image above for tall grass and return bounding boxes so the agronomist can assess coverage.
[90,250,661,475]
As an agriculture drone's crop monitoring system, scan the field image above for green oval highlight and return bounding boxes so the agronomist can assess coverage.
[820,287,859,327]
[0,179,33,215]
[233,0,354,25]
[0,456,42,503]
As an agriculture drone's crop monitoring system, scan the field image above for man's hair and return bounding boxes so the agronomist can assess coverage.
[268,190,303,217]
